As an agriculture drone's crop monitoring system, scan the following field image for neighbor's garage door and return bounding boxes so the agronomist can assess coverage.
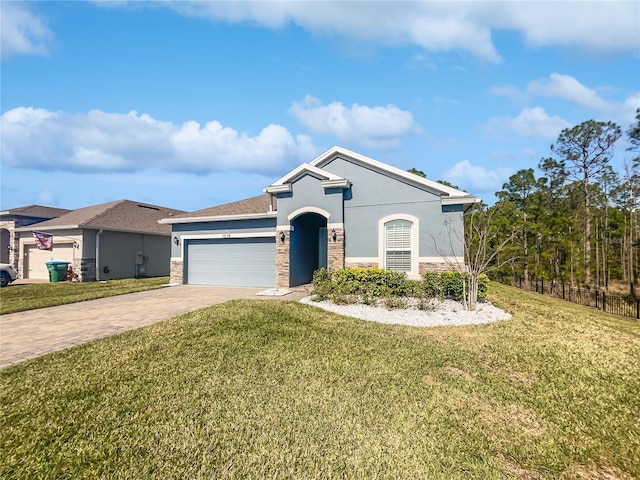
[185,237,276,287]
[24,244,75,279]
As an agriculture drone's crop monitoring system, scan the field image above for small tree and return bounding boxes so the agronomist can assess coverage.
[434,202,515,311]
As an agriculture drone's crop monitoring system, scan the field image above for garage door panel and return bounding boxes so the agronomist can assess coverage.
[25,244,75,279]
[186,237,275,287]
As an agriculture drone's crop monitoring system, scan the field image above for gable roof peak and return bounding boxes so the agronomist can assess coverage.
[310,146,477,201]
[265,162,351,193]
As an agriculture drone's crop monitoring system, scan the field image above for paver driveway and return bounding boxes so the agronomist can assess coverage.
[1,285,307,369]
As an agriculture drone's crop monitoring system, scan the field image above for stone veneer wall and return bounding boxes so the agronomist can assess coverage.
[275,231,290,289]
[0,220,19,270]
[70,258,97,282]
[344,262,453,274]
[170,259,183,285]
[327,227,345,272]
[344,262,377,269]
[419,262,453,274]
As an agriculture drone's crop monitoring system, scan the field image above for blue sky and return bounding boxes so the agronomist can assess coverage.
[1,1,639,212]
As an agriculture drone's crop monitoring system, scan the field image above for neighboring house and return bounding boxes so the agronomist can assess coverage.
[0,205,72,270]
[162,146,479,289]
[14,200,185,281]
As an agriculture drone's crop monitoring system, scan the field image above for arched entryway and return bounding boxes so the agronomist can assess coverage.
[0,229,10,264]
[289,212,327,287]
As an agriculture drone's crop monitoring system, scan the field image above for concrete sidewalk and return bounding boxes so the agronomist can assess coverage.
[0,285,308,369]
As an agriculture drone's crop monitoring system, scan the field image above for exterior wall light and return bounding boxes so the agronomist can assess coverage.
[173,236,181,246]
[331,229,337,242]
[279,231,286,242]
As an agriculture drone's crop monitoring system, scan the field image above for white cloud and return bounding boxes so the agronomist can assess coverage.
[289,95,417,149]
[0,107,318,174]
[37,188,58,206]
[496,2,639,55]
[443,160,513,193]
[491,74,639,127]
[0,2,53,59]
[526,73,639,125]
[490,85,528,103]
[101,1,640,62]
[486,107,571,140]
[527,73,612,113]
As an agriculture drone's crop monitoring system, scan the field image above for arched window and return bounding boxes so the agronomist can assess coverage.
[384,219,412,272]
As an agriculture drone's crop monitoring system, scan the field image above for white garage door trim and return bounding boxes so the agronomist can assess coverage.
[185,236,276,287]
[24,243,76,279]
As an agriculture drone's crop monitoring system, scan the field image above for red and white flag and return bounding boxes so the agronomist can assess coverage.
[33,231,53,250]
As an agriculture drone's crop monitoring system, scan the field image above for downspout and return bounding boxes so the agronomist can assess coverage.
[96,229,103,281]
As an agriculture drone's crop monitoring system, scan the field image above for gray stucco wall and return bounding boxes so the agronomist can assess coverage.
[82,230,96,258]
[171,218,276,258]
[98,231,170,280]
[319,156,464,258]
[276,175,344,225]
[141,234,172,277]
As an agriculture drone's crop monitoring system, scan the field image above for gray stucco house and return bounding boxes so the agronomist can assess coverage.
[14,200,185,281]
[1,205,72,270]
[163,147,479,289]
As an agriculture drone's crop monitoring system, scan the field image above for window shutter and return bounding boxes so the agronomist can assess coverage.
[385,220,412,272]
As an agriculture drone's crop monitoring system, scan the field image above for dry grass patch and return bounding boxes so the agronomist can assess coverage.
[1,285,639,479]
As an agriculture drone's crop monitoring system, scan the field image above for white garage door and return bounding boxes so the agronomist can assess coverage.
[185,237,276,287]
[25,244,76,279]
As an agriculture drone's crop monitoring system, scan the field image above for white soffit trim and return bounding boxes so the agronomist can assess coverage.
[181,232,276,240]
[264,184,292,194]
[441,196,481,206]
[14,224,80,232]
[321,178,351,189]
[159,212,277,224]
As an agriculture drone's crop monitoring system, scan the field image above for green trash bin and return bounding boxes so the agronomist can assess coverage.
[45,261,70,283]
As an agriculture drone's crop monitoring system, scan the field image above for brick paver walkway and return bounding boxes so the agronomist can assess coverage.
[0,285,307,369]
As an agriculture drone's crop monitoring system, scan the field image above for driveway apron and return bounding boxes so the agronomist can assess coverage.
[1,285,307,369]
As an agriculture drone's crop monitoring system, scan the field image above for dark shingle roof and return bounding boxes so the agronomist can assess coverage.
[0,205,71,219]
[27,200,185,235]
[171,195,275,219]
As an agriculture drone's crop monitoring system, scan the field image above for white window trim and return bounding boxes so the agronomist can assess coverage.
[378,214,419,279]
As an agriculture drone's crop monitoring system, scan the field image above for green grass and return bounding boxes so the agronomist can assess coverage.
[1,283,639,479]
[0,277,169,314]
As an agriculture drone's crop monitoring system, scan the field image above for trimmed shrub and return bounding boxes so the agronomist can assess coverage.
[421,271,489,301]
[311,267,489,306]
[311,268,332,301]
[330,267,410,298]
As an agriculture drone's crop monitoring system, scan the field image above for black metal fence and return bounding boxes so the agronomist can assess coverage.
[498,276,640,320]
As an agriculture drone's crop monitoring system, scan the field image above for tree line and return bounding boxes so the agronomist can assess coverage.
[478,109,640,295]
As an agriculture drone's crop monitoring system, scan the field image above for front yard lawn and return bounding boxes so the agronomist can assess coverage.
[1,283,638,478]
[0,277,169,314]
